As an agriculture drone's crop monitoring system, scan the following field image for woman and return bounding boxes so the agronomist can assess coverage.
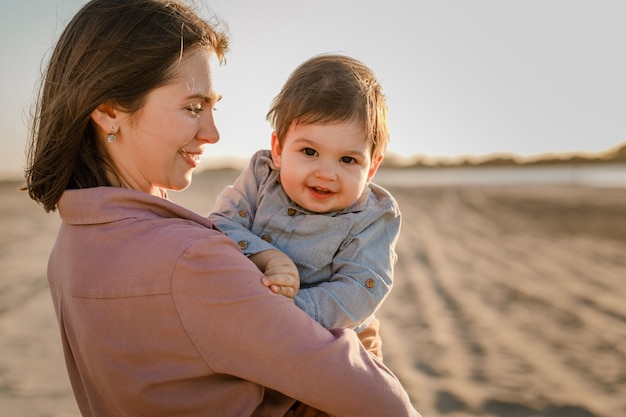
[25,1,419,416]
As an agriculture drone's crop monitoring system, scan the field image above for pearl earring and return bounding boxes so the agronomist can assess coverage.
[107,128,117,143]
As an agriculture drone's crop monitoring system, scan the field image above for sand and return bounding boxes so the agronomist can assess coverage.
[1,168,625,417]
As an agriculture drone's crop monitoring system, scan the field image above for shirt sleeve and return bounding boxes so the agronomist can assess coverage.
[209,151,276,256]
[295,195,401,331]
[171,233,419,417]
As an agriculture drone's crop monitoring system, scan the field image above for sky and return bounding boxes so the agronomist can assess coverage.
[2,1,626,180]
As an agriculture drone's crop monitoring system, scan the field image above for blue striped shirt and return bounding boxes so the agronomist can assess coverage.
[210,150,401,333]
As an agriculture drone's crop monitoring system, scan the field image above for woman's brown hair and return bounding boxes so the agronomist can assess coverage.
[25,0,228,212]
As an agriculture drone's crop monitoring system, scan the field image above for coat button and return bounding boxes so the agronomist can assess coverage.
[261,235,272,243]
[237,210,247,218]
[287,208,296,216]
[365,279,376,289]
[238,240,248,250]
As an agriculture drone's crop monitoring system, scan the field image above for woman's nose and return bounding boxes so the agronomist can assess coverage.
[197,111,220,144]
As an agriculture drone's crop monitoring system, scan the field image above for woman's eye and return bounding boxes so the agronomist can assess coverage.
[341,156,356,164]
[302,148,317,156]
[187,104,203,116]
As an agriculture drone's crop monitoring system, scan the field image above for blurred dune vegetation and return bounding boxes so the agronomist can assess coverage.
[381,141,626,169]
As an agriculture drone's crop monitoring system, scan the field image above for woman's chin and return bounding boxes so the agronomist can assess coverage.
[166,174,193,192]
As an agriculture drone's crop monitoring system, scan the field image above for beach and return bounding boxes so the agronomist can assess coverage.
[2,168,625,417]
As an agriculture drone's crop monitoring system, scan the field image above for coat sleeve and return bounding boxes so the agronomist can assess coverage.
[171,233,419,417]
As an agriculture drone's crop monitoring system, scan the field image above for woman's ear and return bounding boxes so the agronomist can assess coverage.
[90,102,121,135]
[270,132,282,168]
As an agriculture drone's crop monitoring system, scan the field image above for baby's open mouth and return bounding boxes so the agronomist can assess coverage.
[311,186,332,194]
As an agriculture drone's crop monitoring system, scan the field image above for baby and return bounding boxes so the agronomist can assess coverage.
[210,53,400,360]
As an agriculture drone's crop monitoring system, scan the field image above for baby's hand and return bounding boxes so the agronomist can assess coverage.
[262,253,300,298]
[249,249,300,298]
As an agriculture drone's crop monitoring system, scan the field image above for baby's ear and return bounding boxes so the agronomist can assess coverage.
[367,154,383,183]
[270,132,282,168]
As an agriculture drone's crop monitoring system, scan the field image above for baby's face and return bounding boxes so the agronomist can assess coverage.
[271,121,380,213]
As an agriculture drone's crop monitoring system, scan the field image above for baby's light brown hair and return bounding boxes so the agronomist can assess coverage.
[266,53,389,160]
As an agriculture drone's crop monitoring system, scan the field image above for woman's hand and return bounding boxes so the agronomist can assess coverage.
[249,249,300,298]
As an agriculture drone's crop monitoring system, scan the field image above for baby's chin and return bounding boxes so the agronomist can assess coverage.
[298,200,350,214]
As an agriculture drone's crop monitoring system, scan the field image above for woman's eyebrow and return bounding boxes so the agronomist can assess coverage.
[187,92,222,104]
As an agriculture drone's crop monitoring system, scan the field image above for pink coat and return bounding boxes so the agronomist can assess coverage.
[48,186,418,417]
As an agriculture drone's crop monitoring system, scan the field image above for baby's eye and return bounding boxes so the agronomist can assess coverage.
[302,148,318,157]
[340,156,357,164]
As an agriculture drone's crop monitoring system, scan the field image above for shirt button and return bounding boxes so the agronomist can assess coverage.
[238,240,248,250]
[261,235,272,243]
[365,279,376,289]
[287,208,296,216]
[237,210,247,218]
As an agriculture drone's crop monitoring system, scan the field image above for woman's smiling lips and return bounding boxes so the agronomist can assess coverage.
[179,149,202,167]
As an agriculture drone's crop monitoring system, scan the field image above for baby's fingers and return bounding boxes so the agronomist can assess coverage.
[270,283,297,298]
[262,275,298,298]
